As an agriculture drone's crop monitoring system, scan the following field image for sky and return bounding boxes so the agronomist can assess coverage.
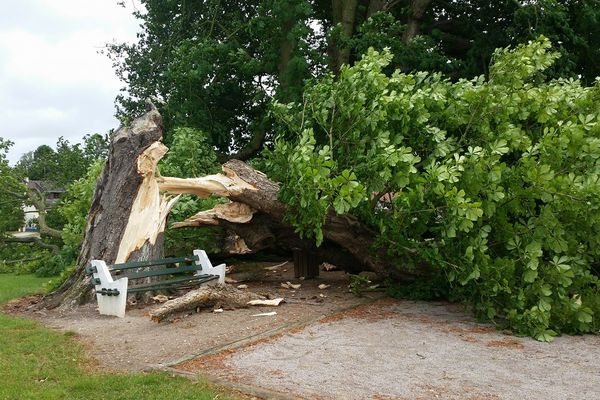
[0,0,142,164]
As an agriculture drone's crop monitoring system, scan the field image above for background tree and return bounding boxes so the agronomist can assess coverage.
[0,134,109,276]
[109,0,600,160]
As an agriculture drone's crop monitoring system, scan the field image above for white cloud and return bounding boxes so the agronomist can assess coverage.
[0,0,142,163]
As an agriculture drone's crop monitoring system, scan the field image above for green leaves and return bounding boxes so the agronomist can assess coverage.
[268,39,600,341]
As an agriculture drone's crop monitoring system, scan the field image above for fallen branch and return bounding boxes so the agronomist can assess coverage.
[2,255,46,264]
[4,236,59,253]
[150,284,264,322]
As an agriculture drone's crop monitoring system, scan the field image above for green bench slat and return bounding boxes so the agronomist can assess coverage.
[114,265,199,280]
[109,255,199,271]
[127,274,218,293]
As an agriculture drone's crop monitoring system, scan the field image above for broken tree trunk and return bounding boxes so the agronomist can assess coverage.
[150,285,264,322]
[42,101,177,310]
[160,160,426,280]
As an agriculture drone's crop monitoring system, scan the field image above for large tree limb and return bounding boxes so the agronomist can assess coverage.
[25,187,62,239]
[162,160,426,280]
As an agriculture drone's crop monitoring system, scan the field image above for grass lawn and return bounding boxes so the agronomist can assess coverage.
[0,273,237,400]
[0,273,50,303]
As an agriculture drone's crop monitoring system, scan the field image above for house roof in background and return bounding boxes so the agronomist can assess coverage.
[26,180,65,193]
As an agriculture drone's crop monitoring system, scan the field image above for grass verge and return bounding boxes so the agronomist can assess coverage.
[0,273,50,303]
[0,273,237,400]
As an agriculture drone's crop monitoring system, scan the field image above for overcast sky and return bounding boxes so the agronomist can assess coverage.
[1,0,141,164]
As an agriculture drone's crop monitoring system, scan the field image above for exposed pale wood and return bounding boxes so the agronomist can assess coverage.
[157,170,256,199]
[171,202,255,228]
[149,285,264,322]
[115,141,179,263]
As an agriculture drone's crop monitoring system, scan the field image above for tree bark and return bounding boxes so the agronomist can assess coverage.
[402,0,432,43]
[367,0,387,17]
[41,101,174,310]
[328,0,359,75]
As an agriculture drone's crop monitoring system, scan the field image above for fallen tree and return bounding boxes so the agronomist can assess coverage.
[159,160,424,280]
[41,105,422,310]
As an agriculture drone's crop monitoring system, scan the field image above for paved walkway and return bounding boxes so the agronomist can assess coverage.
[182,300,600,400]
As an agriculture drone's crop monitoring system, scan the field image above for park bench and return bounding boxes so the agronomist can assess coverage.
[85,249,225,317]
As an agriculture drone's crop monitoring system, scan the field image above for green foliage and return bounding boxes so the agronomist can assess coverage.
[56,160,104,250]
[107,0,314,156]
[350,12,461,75]
[14,135,106,188]
[158,126,225,256]
[0,139,25,234]
[267,37,600,340]
[159,127,219,178]
[348,274,372,297]
[109,0,600,163]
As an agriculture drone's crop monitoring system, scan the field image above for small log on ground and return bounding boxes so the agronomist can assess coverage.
[150,285,264,322]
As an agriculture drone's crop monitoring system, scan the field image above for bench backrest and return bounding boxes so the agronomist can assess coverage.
[109,255,201,280]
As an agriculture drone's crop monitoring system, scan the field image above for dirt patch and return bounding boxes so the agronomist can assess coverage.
[9,262,374,373]
[319,297,396,323]
[1,294,43,313]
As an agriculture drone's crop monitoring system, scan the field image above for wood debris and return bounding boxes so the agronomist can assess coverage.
[247,298,284,306]
[150,285,263,322]
[321,262,339,271]
[281,281,301,289]
[252,311,277,317]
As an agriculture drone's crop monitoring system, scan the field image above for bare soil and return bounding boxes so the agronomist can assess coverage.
[7,261,600,399]
[12,262,376,372]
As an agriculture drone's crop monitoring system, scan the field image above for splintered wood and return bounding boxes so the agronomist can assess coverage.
[157,168,257,199]
[115,142,180,263]
[171,202,255,228]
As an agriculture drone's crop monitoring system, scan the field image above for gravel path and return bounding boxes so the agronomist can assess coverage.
[218,300,600,400]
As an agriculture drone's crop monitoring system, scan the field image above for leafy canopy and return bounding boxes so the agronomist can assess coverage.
[267,37,600,340]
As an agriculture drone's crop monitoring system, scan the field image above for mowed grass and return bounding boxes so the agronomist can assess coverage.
[0,274,235,400]
[0,273,50,303]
